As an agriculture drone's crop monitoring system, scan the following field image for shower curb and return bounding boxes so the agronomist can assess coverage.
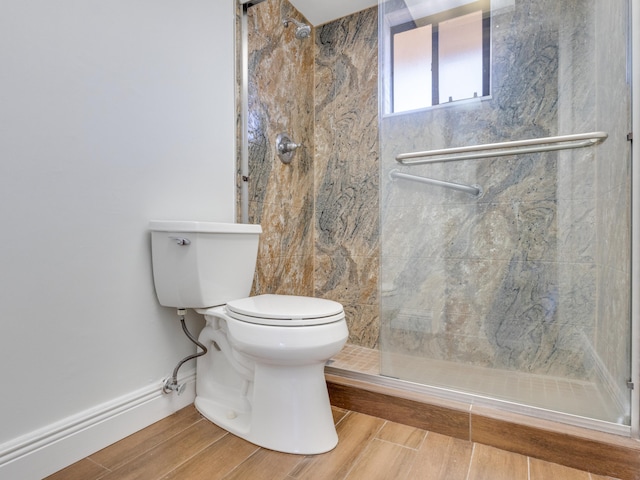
[326,372,640,480]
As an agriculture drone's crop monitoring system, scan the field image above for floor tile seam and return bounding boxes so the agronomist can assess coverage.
[339,434,381,480]
[93,465,114,480]
[334,409,353,427]
[159,429,233,479]
[414,428,431,451]
[103,420,225,480]
[372,436,424,451]
[331,418,393,480]
[464,442,477,480]
[88,416,207,471]
[83,456,112,478]
[95,469,112,480]
[217,445,266,480]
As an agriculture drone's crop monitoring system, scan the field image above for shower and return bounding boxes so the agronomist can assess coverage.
[375,0,636,436]
[238,0,639,438]
[283,17,311,39]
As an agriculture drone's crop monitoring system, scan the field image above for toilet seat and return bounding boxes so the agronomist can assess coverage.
[225,294,345,326]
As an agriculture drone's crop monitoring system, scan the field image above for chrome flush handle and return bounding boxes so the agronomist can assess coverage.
[169,236,191,246]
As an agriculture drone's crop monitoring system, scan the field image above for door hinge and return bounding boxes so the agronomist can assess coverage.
[627,379,634,390]
[627,132,633,141]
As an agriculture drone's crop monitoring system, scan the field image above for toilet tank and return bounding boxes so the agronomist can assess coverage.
[149,220,261,309]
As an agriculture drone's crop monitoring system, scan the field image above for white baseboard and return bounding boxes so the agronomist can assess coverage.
[0,371,196,480]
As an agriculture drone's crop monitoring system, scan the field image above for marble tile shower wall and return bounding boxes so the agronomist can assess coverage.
[238,1,380,347]
[241,0,316,298]
[381,0,630,387]
[314,9,380,347]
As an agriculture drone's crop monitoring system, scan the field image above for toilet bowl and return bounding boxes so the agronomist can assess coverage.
[196,294,347,454]
[149,221,348,454]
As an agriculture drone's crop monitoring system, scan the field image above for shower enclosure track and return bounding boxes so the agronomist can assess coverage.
[396,131,608,165]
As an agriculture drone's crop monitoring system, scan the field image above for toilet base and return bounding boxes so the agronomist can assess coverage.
[195,362,338,455]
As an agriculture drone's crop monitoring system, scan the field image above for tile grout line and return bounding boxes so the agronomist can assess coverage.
[108,419,224,480]
[414,428,430,452]
[342,420,389,480]
[218,444,264,480]
[85,456,111,473]
[341,419,393,480]
[162,430,234,479]
[91,415,207,475]
[465,443,476,480]
[373,436,423,451]
[93,417,210,480]
[92,458,113,480]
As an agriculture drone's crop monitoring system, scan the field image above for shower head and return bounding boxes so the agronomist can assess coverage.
[283,17,311,40]
[240,0,268,6]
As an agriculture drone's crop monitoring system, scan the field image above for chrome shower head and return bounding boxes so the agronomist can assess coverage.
[283,17,311,40]
[242,0,268,6]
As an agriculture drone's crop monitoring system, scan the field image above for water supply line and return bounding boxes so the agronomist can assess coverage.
[162,309,208,395]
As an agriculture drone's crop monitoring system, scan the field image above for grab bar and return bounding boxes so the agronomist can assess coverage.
[389,169,482,197]
[396,131,608,165]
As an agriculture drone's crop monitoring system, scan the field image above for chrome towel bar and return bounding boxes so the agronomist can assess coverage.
[389,169,482,197]
[396,131,608,165]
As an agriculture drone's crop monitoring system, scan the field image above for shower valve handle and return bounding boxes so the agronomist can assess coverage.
[276,133,302,164]
[278,141,302,154]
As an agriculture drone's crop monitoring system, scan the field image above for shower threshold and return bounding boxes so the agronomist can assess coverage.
[327,344,630,436]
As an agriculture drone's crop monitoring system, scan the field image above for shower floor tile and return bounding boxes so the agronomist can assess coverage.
[327,343,380,374]
[328,344,626,425]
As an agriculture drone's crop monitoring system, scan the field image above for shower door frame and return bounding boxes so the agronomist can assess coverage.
[631,0,640,439]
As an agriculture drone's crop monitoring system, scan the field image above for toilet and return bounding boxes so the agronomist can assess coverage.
[149,220,348,454]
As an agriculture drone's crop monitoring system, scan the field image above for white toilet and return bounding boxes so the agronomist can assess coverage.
[149,220,348,454]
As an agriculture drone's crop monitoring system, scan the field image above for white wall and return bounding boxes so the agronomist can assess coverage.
[0,0,235,476]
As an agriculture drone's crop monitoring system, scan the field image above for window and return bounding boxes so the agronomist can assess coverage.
[391,1,490,113]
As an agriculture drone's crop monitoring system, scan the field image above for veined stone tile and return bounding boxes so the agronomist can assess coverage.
[314,252,379,305]
[253,253,314,297]
[341,303,380,349]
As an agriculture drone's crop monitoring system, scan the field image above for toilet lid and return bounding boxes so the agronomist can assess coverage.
[225,294,345,326]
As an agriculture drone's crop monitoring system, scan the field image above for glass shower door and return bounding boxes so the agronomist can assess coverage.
[379,0,632,426]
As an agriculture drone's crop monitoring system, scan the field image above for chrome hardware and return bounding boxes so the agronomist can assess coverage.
[276,133,302,164]
[163,377,187,395]
[389,169,483,197]
[169,236,191,246]
[283,17,311,40]
[396,131,608,165]
[163,310,208,396]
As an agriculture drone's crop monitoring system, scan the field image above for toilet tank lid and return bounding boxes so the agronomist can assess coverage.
[149,220,262,234]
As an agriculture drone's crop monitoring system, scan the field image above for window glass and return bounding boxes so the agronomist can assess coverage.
[393,25,433,112]
[438,11,484,103]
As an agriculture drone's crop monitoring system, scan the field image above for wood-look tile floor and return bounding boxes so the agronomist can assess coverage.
[46,405,619,480]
